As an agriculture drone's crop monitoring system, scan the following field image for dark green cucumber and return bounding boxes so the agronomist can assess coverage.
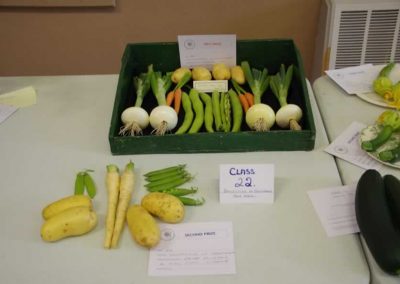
[384,174,400,227]
[355,169,400,275]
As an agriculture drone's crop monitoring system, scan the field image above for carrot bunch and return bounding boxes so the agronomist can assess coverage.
[232,79,254,112]
[166,71,192,114]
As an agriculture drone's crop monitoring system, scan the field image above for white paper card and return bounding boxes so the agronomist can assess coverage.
[308,185,359,237]
[0,104,18,124]
[325,121,381,170]
[178,34,236,69]
[325,64,375,95]
[219,164,274,203]
[148,222,236,276]
[193,80,228,93]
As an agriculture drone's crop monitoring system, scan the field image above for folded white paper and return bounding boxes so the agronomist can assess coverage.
[308,185,359,237]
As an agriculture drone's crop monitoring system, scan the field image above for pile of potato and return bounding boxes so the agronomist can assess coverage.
[127,192,185,248]
[40,195,97,242]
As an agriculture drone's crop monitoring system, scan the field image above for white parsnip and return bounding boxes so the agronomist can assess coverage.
[110,161,135,248]
[104,164,120,249]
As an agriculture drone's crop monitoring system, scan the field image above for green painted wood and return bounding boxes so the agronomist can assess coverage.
[109,39,316,155]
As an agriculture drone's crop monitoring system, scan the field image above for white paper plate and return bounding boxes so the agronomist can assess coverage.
[355,92,396,109]
[359,125,400,169]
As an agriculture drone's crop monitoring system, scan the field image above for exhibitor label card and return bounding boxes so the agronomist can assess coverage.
[308,185,359,237]
[324,121,381,170]
[148,222,236,276]
[219,164,274,203]
[178,34,236,69]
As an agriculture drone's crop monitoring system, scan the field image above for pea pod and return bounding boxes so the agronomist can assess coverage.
[199,92,214,133]
[160,187,199,196]
[147,174,193,192]
[144,164,186,178]
[145,168,186,182]
[178,196,205,206]
[145,171,189,188]
[212,91,223,131]
[175,92,194,134]
[83,172,97,199]
[188,89,204,134]
[74,172,85,195]
[228,89,243,132]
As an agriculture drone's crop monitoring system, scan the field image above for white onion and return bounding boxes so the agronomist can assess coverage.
[245,104,275,131]
[149,105,178,135]
[119,106,149,136]
[275,104,302,130]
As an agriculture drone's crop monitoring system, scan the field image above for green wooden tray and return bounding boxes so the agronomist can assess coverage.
[109,39,316,155]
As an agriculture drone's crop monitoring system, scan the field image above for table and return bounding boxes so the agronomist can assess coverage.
[313,75,400,284]
[0,75,369,284]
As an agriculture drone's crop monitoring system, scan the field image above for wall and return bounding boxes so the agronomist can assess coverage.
[0,0,322,77]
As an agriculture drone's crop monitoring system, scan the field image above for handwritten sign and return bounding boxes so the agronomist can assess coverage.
[219,164,274,203]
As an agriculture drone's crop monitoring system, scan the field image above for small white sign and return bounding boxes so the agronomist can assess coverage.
[178,34,236,69]
[219,164,274,203]
[308,185,360,237]
[324,121,381,170]
[193,80,228,93]
[148,222,236,276]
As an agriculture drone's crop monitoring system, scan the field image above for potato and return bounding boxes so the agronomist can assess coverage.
[41,206,97,242]
[230,65,246,84]
[212,63,231,80]
[141,192,185,223]
[126,205,160,248]
[192,66,212,81]
[171,67,191,84]
[42,195,92,220]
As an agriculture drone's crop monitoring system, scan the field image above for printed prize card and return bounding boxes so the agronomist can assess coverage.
[148,222,236,276]
[178,34,236,69]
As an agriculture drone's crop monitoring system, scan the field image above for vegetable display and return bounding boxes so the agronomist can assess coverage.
[355,169,400,275]
[118,61,305,136]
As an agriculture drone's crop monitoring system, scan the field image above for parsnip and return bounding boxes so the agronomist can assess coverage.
[104,164,120,249]
[110,161,135,248]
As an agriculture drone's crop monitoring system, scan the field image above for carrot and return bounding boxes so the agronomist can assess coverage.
[244,92,254,107]
[238,94,250,112]
[174,88,182,114]
[104,164,120,249]
[110,161,135,248]
[166,90,175,106]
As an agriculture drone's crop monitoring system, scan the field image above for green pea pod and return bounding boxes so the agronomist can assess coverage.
[223,92,231,132]
[220,92,227,131]
[175,92,194,134]
[144,164,186,177]
[178,196,205,206]
[199,92,214,133]
[188,89,204,134]
[74,172,85,195]
[212,91,222,131]
[228,89,243,132]
[161,187,199,196]
[145,168,186,182]
[83,172,97,198]
[145,171,188,188]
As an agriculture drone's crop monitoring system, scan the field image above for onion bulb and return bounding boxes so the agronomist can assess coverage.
[275,104,303,130]
[149,105,178,135]
[119,106,149,136]
[245,104,275,131]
